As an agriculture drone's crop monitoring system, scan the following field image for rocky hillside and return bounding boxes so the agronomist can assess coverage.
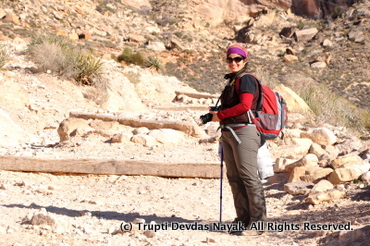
[1,0,369,105]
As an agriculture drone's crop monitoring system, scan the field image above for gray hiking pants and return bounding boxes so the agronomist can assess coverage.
[220,125,267,228]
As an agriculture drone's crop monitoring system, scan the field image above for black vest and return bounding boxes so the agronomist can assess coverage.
[219,73,259,125]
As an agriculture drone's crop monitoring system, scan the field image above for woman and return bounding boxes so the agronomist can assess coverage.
[210,44,266,235]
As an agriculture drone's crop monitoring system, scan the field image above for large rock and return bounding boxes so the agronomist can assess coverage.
[300,167,334,183]
[273,84,313,114]
[57,118,91,142]
[327,168,362,184]
[306,189,346,205]
[301,127,337,146]
[294,28,318,42]
[331,154,363,169]
[311,179,334,192]
[284,181,314,195]
[285,154,319,173]
[148,129,185,145]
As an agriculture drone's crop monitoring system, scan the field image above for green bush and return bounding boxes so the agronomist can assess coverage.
[27,33,104,88]
[0,43,10,69]
[117,47,145,66]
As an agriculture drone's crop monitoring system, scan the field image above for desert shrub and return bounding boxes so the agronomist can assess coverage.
[27,33,104,88]
[0,43,10,69]
[295,82,367,134]
[117,47,145,66]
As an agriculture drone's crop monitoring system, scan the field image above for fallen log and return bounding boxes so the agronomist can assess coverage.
[175,91,219,99]
[69,111,207,138]
[0,156,221,179]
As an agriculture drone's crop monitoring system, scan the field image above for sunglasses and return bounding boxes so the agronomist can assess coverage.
[226,56,244,63]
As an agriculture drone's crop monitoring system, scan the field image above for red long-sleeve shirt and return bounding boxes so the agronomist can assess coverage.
[217,74,257,121]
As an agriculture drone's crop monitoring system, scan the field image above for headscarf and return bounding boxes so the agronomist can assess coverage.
[226,44,248,59]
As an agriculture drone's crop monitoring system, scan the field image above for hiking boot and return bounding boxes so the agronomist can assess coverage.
[228,220,247,236]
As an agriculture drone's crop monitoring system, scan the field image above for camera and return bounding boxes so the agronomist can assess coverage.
[199,106,220,124]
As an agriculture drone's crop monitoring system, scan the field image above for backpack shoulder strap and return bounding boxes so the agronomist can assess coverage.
[236,72,263,111]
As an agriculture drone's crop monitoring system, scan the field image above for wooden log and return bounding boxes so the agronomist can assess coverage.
[69,111,207,138]
[154,106,208,111]
[175,91,219,99]
[0,156,221,179]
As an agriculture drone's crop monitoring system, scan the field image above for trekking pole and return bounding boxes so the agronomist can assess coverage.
[219,141,224,224]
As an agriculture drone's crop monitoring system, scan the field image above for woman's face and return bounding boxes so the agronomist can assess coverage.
[226,53,247,73]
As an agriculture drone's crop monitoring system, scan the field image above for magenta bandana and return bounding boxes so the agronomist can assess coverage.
[226,44,248,59]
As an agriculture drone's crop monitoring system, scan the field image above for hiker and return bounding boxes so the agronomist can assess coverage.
[210,44,267,235]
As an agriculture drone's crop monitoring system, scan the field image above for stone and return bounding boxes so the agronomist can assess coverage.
[111,133,132,143]
[288,166,307,183]
[360,171,370,182]
[300,167,334,183]
[311,179,334,192]
[284,138,313,153]
[148,129,185,144]
[348,29,365,43]
[143,230,156,238]
[270,144,311,158]
[146,41,167,52]
[306,189,346,205]
[328,168,361,184]
[89,120,119,130]
[4,13,19,24]
[331,155,363,169]
[301,127,337,146]
[322,39,333,47]
[0,9,6,19]
[29,213,56,226]
[309,143,330,161]
[133,127,150,135]
[57,118,90,142]
[128,34,146,44]
[285,154,319,173]
[284,181,314,195]
[131,134,156,146]
[311,61,326,69]
[283,54,298,63]
[273,84,313,114]
[294,28,318,42]
[274,158,297,173]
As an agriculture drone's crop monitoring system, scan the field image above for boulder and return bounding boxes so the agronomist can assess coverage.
[273,84,313,114]
[306,189,346,205]
[284,181,314,195]
[301,127,337,146]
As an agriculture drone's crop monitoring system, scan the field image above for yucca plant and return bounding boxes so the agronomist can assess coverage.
[145,56,163,71]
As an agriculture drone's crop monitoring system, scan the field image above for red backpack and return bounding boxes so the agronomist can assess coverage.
[243,73,288,140]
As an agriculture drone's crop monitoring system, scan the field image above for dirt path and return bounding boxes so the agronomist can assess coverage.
[1,169,369,246]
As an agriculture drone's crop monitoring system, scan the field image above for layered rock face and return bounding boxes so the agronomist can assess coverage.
[291,0,356,18]
[198,0,356,25]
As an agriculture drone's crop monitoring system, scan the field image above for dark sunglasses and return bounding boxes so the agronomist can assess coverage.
[226,56,244,63]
